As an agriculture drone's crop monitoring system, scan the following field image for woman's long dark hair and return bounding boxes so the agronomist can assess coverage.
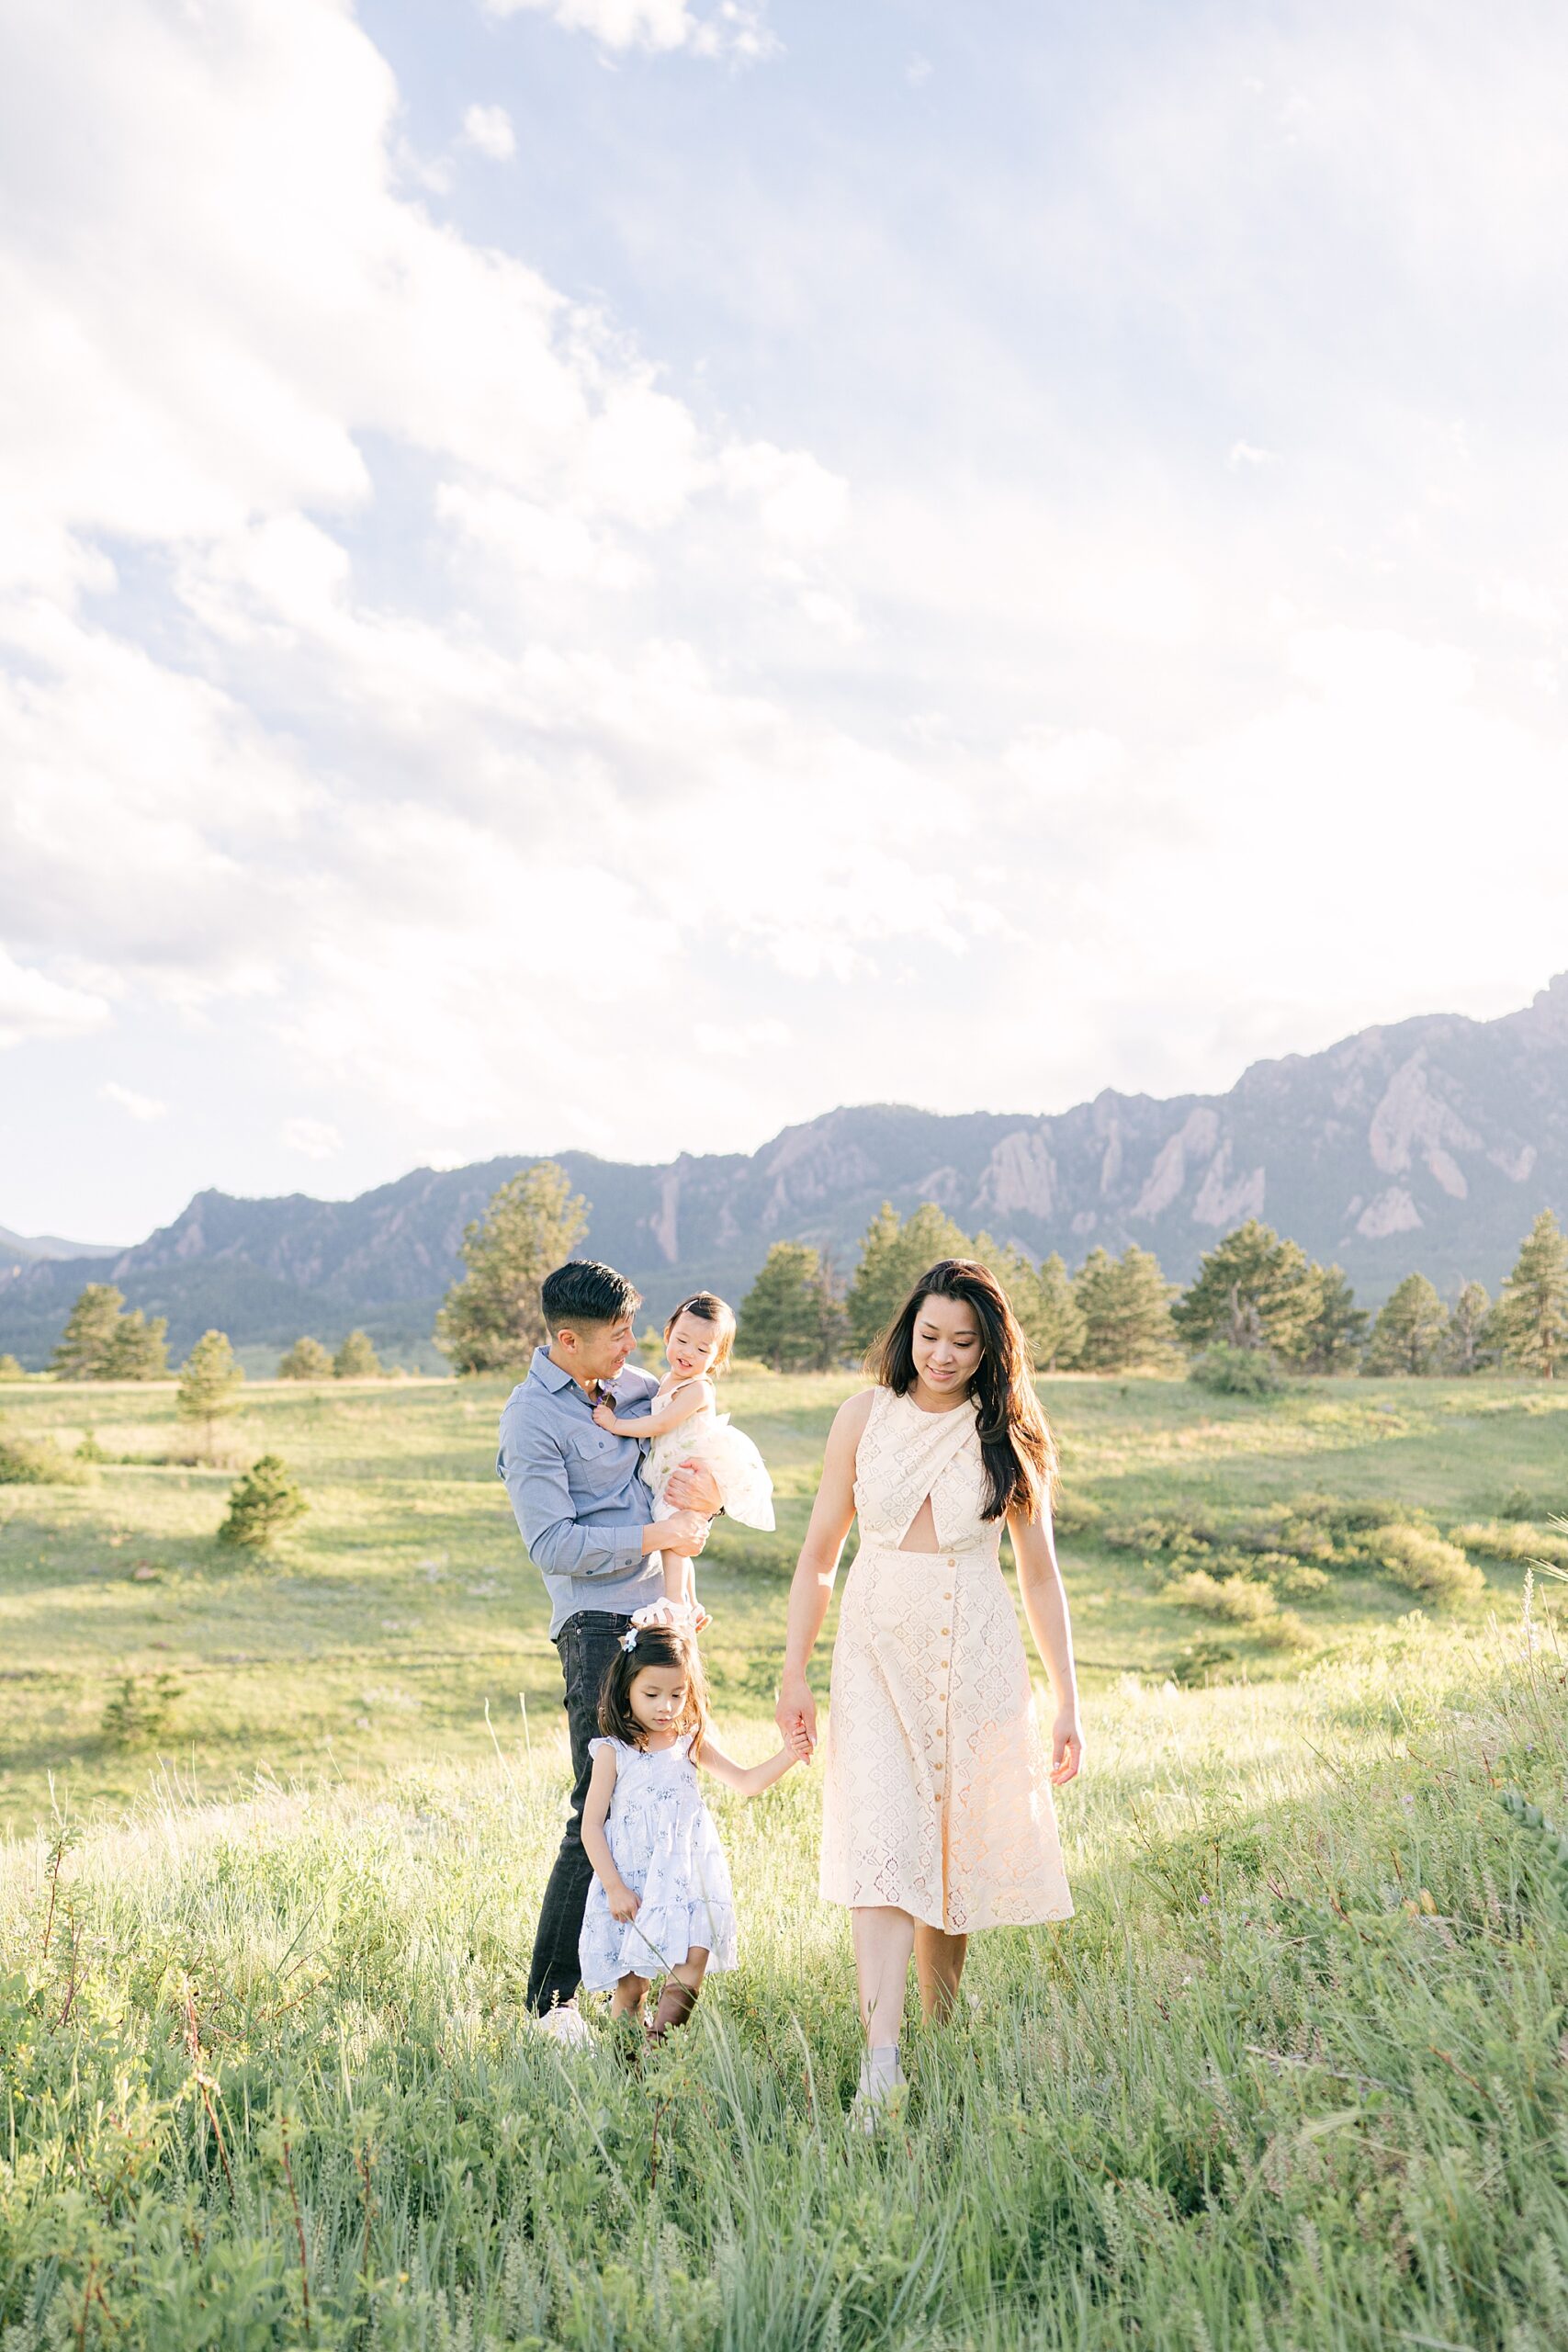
[597,1623,712,1761]
[869,1258,1057,1522]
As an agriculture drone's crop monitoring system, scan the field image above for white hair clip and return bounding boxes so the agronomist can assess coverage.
[620,1626,638,1653]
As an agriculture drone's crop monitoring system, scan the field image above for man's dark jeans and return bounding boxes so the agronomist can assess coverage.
[526,1609,632,2015]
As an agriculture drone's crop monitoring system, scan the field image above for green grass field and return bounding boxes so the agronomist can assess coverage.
[1,1369,1566,2346]
[0,1368,1562,1827]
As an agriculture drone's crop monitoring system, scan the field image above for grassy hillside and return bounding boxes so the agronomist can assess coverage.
[0,1369,1563,1831]
[1,1370,1565,2346]
[2,1600,1566,2346]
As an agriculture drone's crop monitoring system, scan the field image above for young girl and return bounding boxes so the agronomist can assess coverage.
[579,1622,805,2039]
[593,1291,774,1622]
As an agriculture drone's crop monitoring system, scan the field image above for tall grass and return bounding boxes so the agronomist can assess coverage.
[3,1599,1566,2349]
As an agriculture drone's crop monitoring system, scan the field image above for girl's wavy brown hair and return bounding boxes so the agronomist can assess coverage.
[597,1622,713,1761]
[869,1257,1058,1522]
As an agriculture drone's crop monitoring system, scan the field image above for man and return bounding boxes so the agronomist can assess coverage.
[498,1258,721,2044]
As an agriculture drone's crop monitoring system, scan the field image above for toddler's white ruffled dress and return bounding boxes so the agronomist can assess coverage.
[644,1385,774,1531]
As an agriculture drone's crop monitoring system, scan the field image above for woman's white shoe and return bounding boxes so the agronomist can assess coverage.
[850,2046,906,2133]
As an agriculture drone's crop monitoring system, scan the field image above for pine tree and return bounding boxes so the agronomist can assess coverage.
[177,1329,244,1453]
[103,1308,169,1381]
[1073,1245,1177,1372]
[434,1163,590,1376]
[1491,1210,1568,1379]
[333,1329,382,1379]
[972,1233,1038,1348]
[1172,1221,1315,1357]
[1294,1264,1369,1374]
[1364,1273,1448,1375]
[845,1204,903,1355]
[1029,1251,1087,1373]
[0,1354,24,1381]
[972,1235,1086,1371]
[739,1243,845,1371]
[51,1284,167,1380]
[1444,1280,1493,1374]
[218,1454,308,1549]
[277,1337,333,1380]
[51,1284,126,1378]
[846,1202,974,1356]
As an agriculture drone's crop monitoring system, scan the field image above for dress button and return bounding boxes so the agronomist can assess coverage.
[940,1626,951,1636]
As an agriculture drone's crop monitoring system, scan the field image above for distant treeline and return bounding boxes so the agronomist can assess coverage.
[735,1203,1568,1385]
[0,1286,389,1384]
[13,1180,1563,1390]
[424,1167,1568,1385]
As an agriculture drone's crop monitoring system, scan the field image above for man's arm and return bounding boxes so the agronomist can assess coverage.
[499,1406,646,1582]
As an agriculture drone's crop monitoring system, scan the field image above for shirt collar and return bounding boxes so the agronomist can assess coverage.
[528,1343,636,1408]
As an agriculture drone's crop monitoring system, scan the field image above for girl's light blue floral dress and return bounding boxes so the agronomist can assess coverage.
[579,1733,739,1992]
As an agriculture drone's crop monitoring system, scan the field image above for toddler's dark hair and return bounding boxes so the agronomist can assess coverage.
[598,1622,712,1761]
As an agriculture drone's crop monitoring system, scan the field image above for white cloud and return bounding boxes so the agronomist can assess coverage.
[1479,576,1561,632]
[5,0,1568,1233]
[283,1117,344,1159]
[1001,728,1126,802]
[694,1017,790,1056]
[796,588,863,642]
[721,443,848,548]
[460,103,515,161]
[0,943,108,1048]
[100,1081,166,1121]
[479,0,775,61]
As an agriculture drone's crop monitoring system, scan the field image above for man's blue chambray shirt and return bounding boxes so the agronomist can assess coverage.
[497,1345,662,1639]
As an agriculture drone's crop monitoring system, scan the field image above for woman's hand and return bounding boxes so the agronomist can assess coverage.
[776,1671,817,1761]
[1049,1705,1084,1786]
[606,1878,641,1923]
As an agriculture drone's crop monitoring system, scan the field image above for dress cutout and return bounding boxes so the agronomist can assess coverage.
[579,1733,739,1992]
[819,1386,1074,1934]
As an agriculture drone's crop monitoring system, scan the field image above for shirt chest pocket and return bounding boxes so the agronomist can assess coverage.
[567,1426,630,1497]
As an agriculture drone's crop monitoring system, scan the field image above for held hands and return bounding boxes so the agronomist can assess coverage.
[775,1673,817,1766]
[606,1878,641,1924]
[1050,1706,1085,1786]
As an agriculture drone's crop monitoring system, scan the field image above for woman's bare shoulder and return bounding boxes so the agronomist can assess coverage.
[829,1387,880,1441]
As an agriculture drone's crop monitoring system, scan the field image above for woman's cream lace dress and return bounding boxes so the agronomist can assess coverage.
[819,1386,1073,1934]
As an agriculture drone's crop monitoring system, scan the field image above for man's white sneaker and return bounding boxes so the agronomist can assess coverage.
[534,2003,593,2051]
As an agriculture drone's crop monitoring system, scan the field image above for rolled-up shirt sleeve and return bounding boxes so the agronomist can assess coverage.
[500,1404,645,1581]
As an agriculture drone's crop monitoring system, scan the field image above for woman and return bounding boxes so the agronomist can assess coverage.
[776,1258,1081,2122]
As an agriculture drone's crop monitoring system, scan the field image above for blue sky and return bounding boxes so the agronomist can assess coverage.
[2,0,1566,1244]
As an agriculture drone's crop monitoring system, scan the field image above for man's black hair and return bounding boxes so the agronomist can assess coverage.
[540,1260,641,1334]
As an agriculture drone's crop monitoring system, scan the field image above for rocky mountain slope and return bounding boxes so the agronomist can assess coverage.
[4,976,1565,1363]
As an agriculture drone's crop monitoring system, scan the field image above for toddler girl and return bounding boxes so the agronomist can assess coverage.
[593,1290,773,1623]
[579,1622,805,2038]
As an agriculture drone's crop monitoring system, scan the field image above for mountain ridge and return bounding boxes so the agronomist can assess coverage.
[4,976,1565,1363]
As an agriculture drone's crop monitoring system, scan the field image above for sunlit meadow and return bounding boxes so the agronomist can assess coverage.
[2,1370,1566,2346]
